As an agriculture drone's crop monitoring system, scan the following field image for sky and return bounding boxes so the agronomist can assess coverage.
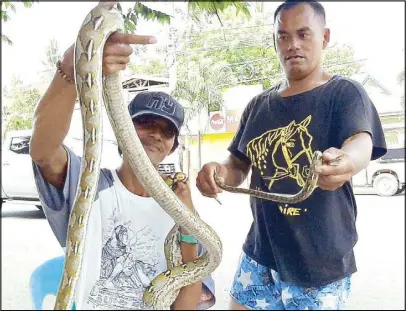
[1,1,405,95]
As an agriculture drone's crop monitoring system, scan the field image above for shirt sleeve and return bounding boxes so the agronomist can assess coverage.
[32,145,82,247]
[227,97,257,164]
[331,79,387,160]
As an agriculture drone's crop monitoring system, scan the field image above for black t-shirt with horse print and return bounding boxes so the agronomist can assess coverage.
[228,75,387,287]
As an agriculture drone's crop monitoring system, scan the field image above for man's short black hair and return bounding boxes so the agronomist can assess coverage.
[274,0,326,25]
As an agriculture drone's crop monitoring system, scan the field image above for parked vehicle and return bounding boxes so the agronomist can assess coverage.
[352,147,405,196]
[1,130,39,207]
[1,129,179,209]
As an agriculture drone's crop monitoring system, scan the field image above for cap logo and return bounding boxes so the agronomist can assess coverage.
[146,95,176,116]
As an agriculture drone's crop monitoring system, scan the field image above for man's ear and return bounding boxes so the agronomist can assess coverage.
[323,28,330,49]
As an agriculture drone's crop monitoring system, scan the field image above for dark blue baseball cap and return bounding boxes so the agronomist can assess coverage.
[128,91,184,134]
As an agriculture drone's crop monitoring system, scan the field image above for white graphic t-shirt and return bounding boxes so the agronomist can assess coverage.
[33,146,215,310]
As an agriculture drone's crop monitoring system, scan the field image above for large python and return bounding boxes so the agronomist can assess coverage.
[214,151,343,204]
[54,2,222,310]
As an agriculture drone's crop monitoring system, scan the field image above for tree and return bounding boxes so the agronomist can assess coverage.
[173,58,238,127]
[124,1,252,78]
[42,38,61,70]
[171,56,239,170]
[186,1,251,27]
[169,3,255,125]
[122,2,252,117]
[2,1,251,124]
[322,44,362,78]
[178,31,362,91]
[1,1,251,45]
[40,38,63,84]
[117,1,251,33]
[168,4,251,171]
[137,3,361,133]
[166,3,364,171]
[128,60,167,77]
[1,1,38,45]
[172,2,362,96]
[2,77,41,134]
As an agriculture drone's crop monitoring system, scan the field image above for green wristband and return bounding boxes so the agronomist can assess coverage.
[178,232,198,244]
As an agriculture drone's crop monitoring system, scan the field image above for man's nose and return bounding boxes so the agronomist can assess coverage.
[150,128,163,140]
[288,37,301,51]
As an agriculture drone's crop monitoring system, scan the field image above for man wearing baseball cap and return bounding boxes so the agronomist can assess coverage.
[30,83,215,308]
[118,91,185,157]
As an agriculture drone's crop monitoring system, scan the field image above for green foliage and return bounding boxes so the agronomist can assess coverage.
[187,1,251,26]
[173,59,238,124]
[398,69,405,85]
[384,131,400,146]
[1,1,249,44]
[117,2,171,33]
[116,1,251,34]
[175,32,361,93]
[42,38,61,70]
[128,60,167,76]
[1,1,38,45]
[4,115,32,132]
[323,44,362,78]
[169,4,362,125]
[40,38,63,84]
[2,77,41,132]
[381,116,404,124]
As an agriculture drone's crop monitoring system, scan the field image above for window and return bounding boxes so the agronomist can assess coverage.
[381,147,405,162]
[10,136,31,155]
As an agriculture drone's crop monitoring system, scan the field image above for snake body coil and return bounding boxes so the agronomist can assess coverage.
[54,3,222,310]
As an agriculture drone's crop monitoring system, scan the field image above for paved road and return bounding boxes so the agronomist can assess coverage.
[1,193,405,310]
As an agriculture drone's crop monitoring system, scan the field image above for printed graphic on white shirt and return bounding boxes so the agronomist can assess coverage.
[86,209,161,310]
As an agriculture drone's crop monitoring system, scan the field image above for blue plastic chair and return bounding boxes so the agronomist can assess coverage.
[29,255,76,310]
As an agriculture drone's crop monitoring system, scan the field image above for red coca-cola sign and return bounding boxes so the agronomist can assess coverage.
[210,113,225,131]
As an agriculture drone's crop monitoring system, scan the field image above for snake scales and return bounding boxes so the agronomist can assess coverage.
[214,151,343,204]
[54,3,222,310]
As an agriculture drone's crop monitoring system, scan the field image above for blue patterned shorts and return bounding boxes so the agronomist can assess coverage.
[230,252,352,310]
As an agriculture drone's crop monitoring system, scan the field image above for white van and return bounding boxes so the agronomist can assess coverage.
[1,129,121,208]
[1,128,180,209]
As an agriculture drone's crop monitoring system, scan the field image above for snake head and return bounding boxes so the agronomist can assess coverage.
[165,172,188,190]
[174,172,188,183]
[165,177,174,189]
[142,285,155,307]
[313,151,323,167]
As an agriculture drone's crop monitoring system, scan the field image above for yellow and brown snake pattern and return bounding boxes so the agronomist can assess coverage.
[214,151,343,203]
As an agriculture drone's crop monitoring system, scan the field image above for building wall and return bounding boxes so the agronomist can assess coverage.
[182,132,235,181]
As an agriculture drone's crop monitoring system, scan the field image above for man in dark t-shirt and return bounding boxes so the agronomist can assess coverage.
[196,1,387,310]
